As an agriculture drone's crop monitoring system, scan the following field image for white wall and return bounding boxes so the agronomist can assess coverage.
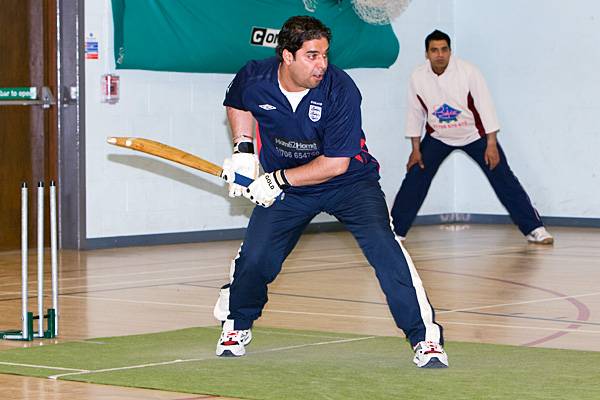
[85,1,252,238]
[85,0,600,240]
[454,0,600,218]
[84,0,454,239]
[359,0,455,215]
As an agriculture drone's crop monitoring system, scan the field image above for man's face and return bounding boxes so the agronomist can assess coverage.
[426,39,451,74]
[282,37,329,90]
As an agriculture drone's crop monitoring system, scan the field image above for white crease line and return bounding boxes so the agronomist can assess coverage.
[248,335,376,355]
[0,361,88,372]
[47,336,375,380]
[48,358,204,380]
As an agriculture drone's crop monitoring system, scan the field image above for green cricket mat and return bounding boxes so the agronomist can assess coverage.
[0,326,599,400]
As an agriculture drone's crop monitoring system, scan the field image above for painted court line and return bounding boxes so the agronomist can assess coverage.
[444,321,600,334]
[437,291,600,314]
[0,263,223,289]
[0,260,367,297]
[0,361,88,372]
[0,250,367,290]
[62,291,600,328]
[62,294,214,310]
[47,336,376,380]
[63,297,599,334]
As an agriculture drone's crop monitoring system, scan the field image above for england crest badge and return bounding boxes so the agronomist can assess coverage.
[308,104,322,122]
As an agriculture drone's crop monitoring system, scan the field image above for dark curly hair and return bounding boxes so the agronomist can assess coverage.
[425,29,451,51]
[276,16,332,61]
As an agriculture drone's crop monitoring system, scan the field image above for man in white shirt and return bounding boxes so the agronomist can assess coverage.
[391,30,553,244]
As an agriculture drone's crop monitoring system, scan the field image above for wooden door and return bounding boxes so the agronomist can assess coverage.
[0,0,57,250]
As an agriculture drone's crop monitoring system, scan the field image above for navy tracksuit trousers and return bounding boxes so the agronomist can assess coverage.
[226,178,443,347]
[391,135,543,237]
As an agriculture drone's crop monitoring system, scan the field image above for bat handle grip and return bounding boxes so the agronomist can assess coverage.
[233,173,254,187]
[232,172,284,201]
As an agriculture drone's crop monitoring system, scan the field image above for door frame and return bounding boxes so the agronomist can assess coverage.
[57,0,86,249]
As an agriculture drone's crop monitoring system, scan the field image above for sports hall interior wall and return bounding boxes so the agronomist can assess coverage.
[82,0,598,248]
[453,0,599,221]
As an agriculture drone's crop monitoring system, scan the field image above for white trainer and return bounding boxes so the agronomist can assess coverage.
[213,284,230,321]
[413,341,448,368]
[216,329,252,357]
[526,226,554,244]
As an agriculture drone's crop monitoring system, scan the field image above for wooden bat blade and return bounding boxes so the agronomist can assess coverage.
[106,136,254,187]
[107,136,223,176]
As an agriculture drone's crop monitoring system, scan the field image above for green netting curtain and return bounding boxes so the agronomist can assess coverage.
[112,0,400,73]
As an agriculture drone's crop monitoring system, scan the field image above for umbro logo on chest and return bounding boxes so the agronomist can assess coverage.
[259,104,277,111]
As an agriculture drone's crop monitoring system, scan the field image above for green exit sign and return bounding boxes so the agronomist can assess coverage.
[0,87,37,100]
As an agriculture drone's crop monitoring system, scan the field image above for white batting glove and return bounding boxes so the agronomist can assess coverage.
[222,152,259,198]
[243,170,290,208]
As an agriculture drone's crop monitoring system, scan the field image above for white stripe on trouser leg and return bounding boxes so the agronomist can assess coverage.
[389,220,441,343]
[229,243,243,282]
[214,243,243,322]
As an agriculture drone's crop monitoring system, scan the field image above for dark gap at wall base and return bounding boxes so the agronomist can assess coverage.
[83,221,345,250]
[83,214,600,250]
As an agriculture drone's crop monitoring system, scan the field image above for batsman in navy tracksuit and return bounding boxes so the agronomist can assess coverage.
[214,16,448,368]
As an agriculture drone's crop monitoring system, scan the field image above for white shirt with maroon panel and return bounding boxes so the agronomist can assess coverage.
[405,56,500,147]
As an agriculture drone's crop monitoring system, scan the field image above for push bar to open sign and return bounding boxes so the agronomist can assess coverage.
[0,87,55,108]
[0,87,37,100]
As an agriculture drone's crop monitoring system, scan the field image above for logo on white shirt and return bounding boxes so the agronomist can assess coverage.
[259,104,277,111]
[308,104,322,122]
[433,103,461,123]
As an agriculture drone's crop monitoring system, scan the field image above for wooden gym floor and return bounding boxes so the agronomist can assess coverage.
[1,224,599,399]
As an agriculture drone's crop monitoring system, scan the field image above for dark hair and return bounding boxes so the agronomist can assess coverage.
[276,16,332,61]
[425,30,451,51]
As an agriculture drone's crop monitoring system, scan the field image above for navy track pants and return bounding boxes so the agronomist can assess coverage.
[226,178,443,347]
[391,135,543,237]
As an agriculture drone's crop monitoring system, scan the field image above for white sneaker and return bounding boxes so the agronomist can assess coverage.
[213,284,230,321]
[413,341,448,368]
[526,227,554,244]
[216,329,252,357]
